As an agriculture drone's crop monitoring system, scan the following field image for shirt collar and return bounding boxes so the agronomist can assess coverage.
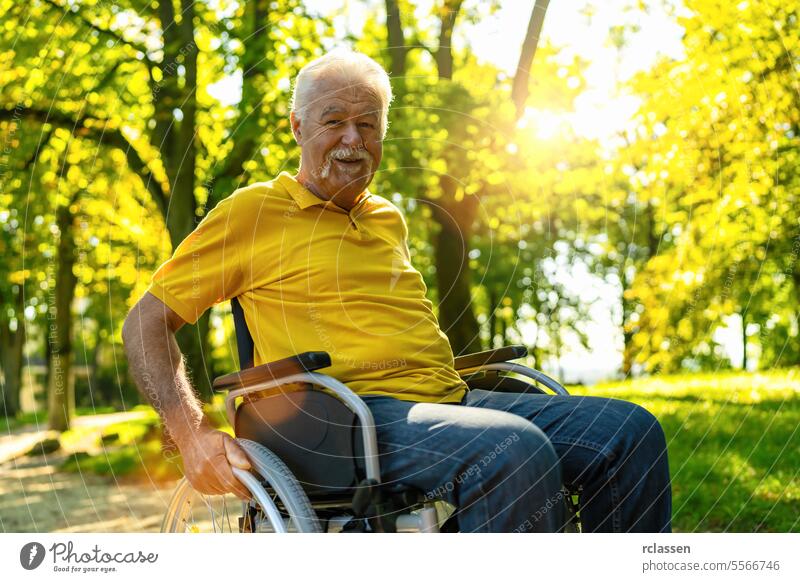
[277,172,371,213]
[278,172,325,209]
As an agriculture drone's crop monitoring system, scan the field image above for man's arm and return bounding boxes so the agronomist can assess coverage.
[122,292,251,499]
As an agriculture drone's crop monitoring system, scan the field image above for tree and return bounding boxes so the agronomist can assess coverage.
[621,0,800,372]
[1,112,56,419]
[1,0,327,408]
[0,217,26,418]
[374,0,554,355]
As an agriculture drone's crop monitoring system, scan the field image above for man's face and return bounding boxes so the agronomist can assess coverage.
[292,74,384,209]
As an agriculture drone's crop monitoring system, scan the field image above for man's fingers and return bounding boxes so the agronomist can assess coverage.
[212,442,252,500]
[189,475,225,497]
[223,437,252,470]
[216,463,252,500]
[184,430,252,500]
[194,467,246,499]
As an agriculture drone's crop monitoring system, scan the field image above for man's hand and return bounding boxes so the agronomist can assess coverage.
[123,293,253,501]
[177,423,253,501]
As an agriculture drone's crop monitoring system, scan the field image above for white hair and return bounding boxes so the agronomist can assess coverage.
[290,49,393,139]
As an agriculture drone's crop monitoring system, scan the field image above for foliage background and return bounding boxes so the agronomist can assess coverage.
[1,0,798,532]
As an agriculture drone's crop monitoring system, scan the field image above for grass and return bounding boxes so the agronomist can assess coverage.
[0,406,118,432]
[59,399,229,484]
[61,439,184,483]
[570,369,800,532]
[10,373,798,531]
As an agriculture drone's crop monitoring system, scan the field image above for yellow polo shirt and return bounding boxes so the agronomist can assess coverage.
[147,172,467,403]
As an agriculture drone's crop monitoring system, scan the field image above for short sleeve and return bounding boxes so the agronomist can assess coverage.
[147,195,244,324]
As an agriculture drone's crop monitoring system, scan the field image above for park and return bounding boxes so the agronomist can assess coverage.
[1,0,798,536]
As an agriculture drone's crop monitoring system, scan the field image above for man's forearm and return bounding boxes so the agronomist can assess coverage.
[123,316,207,447]
[122,301,252,500]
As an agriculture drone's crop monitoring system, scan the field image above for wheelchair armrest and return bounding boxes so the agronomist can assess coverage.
[453,345,528,371]
[212,351,332,392]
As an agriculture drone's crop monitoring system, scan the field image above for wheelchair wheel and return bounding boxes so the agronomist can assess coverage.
[161,480,246,533]
[161,438,322,533]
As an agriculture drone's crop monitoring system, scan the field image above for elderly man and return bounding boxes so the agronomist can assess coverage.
[123,49,671,532]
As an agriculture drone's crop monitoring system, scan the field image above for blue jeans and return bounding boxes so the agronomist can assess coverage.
[361,389,672,532]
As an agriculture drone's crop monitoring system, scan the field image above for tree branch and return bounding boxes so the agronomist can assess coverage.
[0,107,168,217]
[435,0,464,80]
[512,0,551,121]
[409,34,435,57]
[210,0,271,201]
[42,0,154,66]
[22,128,54,171]
[89,60,126,95]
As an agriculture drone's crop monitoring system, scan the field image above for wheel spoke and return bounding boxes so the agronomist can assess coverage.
[223,497,233,532]
[201,494,219,533]
[162,441,321,533]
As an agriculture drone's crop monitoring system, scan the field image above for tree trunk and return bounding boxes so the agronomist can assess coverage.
[511,0,551,120]
[175,311,212,400]
[0,285,25,418]
[487,286,498,349]
[622,198,659,376]
[434,0,464,81]
[207,0,274,209]
[792,269,800,366]
[90,325,115,406]
[553,328,564,381]
[530,319,543,369]
[741,308,748,371]
[432,225,480,354]
[47,204,78,431]
[621,267,635,376]
[385,0,406,81]
[427,2,480,355]
[153,0,214,398]
[165,174,212,399]
[430,186,481,355]
[381,0,551,357]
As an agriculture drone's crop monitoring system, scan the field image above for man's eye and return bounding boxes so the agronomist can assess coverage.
[326,120,341,126]
[359,122,375,129]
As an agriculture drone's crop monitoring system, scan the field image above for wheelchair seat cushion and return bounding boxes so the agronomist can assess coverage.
[234,386,365,497]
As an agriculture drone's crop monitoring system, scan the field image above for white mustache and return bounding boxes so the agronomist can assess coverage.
[319,147,373,178]
[329,147,372,161]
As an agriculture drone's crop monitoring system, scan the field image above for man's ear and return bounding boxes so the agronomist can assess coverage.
[290,111,302,144]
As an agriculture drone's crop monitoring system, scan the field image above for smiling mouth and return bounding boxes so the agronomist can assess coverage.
[335,158,364,164]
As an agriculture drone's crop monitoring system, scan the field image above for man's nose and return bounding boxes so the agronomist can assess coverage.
[340,121,363,147]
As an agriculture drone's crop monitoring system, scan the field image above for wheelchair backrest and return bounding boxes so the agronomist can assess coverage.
[231,297,255,370]
[229,296,365,497]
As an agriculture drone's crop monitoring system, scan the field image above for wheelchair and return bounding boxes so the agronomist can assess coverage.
[161,297,578,533]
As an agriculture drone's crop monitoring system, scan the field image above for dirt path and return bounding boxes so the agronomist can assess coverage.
[0,413,178,532]
[0,411,153,465]
[0,452,177,532]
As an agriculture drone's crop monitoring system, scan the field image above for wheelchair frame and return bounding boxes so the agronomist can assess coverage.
[161,297,573,533]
